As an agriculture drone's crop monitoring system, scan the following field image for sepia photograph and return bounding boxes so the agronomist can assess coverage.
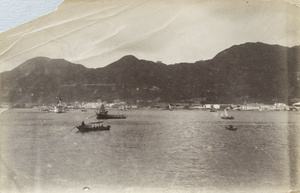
[0,0,299,193]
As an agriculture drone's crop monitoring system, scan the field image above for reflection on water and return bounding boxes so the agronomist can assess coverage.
[0,109,299,193]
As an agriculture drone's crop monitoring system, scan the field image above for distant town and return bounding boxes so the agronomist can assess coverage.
[1,99,299,112]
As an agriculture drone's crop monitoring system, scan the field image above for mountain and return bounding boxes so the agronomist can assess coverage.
[0,57,89,104]
[0,42,299,105]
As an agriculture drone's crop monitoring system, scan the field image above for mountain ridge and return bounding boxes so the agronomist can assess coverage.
[0,42,299,105]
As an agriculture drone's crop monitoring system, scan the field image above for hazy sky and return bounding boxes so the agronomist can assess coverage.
[0,0,64,32]
[0,0,300,72]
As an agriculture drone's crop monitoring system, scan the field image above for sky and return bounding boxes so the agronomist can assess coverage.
[1,0,299,33]
[0,0,300,72]
[0,0,64,32]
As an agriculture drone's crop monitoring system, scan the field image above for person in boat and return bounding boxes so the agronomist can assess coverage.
[81,121,85,126]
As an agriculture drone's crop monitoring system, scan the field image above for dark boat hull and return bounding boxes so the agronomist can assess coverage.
[96,114,127,119]
[221,116,234,119]
[225,126,237,131]
[76,125,111,133]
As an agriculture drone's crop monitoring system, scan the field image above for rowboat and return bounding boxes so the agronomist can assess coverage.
[75,121,110,133]
[225,125,237,131]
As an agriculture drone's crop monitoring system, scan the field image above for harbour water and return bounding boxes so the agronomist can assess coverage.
[0,108,299,193]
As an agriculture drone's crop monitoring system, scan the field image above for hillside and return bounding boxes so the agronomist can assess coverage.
[0,42,299,105]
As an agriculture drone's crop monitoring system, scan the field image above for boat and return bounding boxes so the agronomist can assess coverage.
[54,97,64,113]
[225,125,237,131]
[76,121,110,133]
[54,105,64,113]
[210,108,217,112]
[119,105,128,111]
[96,103,127,119]
[97,113,127,119]
[221,109,234,119]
